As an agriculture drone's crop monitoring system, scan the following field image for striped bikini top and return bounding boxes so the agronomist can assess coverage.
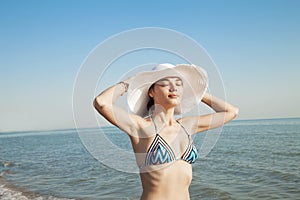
[145,116,198,166]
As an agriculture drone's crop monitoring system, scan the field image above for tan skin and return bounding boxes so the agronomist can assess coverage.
[94,76,239,200]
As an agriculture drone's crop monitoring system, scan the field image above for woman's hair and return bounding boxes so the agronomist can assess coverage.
[147,83,155,111]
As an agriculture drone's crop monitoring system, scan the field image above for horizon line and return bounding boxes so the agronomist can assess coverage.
[1,116,299,134]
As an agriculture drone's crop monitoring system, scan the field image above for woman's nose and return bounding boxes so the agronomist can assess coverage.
[169,85,177,92]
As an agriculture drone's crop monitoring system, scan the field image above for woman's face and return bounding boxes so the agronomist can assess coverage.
[149,77,183,108]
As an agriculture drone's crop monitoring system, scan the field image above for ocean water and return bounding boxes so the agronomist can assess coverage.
[0,118,299,200]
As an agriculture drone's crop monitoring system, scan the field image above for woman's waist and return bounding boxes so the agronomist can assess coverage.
[141,189,190,200]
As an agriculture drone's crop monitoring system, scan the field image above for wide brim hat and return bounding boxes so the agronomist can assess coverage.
[127,63,208,117]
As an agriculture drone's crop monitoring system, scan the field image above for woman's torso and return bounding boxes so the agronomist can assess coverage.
[129,117,198,200]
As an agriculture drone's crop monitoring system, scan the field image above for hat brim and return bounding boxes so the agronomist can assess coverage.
[127,64,208,117]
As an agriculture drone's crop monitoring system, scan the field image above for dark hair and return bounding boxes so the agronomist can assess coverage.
[147,83,155,111]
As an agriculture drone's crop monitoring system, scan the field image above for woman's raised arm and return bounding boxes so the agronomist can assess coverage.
[93,79,143,136]
[181,92,239,134]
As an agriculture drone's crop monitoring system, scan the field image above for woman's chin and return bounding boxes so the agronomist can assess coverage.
[167,99,181,106]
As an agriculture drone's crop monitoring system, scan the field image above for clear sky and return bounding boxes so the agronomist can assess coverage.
[1,0,299,132]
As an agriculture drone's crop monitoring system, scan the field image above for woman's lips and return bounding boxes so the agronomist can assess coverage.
[168,94,178,98]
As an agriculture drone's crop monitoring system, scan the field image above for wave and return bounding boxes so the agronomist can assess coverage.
[1,161,14,168]
[0,178,75,200]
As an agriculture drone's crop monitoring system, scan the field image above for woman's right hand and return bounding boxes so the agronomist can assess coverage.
[122,75,135,86]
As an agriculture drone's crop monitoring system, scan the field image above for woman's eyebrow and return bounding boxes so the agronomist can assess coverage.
[157,78,169,82]
[157,77,182,82]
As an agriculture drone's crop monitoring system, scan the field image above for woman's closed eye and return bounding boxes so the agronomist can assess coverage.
[156,78,183,87]
[176,82,183,86]
[158,83,182,87]
[157,81,169,87]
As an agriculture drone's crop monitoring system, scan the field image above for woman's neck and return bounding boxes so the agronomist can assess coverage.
[151,106,176,126]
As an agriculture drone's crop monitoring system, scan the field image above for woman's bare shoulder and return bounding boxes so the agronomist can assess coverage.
[137,116,155,135]
[129,116,156,145]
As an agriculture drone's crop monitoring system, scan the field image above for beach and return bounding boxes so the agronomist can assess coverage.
[0,118,299,199]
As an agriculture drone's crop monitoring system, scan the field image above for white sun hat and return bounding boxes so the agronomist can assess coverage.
[127,63,208,117]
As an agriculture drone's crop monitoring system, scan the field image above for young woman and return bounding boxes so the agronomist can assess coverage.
[93,63,239,200]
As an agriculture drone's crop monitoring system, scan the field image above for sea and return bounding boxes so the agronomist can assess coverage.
[0,118,299,200]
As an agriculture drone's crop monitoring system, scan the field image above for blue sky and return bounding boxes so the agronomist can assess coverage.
[0,0,299,132]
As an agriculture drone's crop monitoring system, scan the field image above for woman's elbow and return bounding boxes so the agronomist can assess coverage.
[231,106,239,118]
[93,96,109,113]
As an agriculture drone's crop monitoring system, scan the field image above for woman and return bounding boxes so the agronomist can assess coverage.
[93,63,239,200]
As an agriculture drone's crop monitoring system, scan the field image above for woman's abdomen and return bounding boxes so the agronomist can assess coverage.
[140,160,192,200]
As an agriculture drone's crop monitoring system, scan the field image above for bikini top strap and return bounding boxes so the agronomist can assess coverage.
[176,120,191,138]
[150,115,158,135]
[151,116,191,138]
